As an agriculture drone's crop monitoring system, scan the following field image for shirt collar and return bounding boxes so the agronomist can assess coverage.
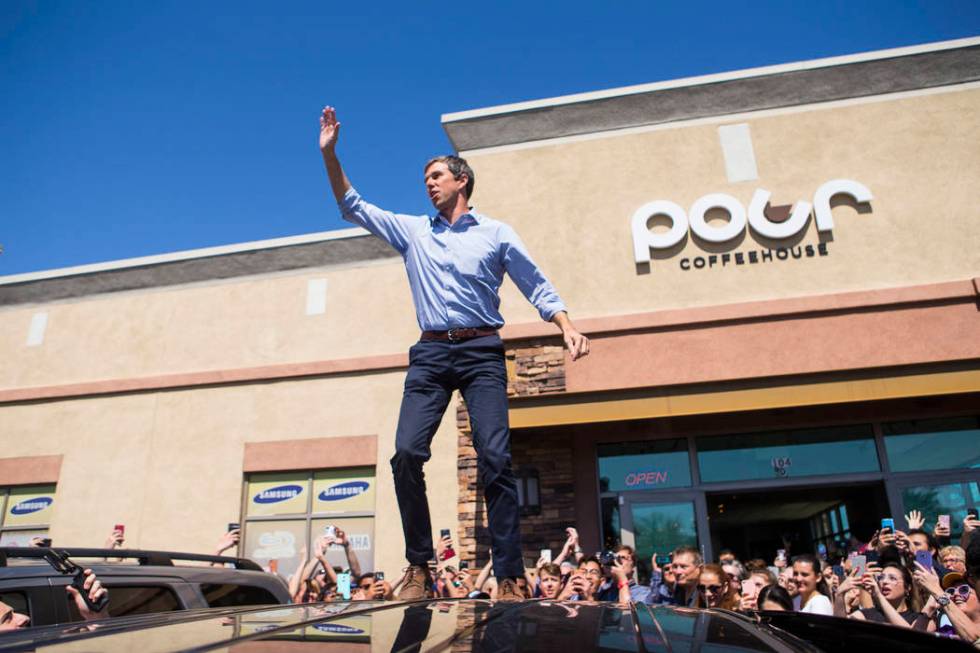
[432,208,481,227]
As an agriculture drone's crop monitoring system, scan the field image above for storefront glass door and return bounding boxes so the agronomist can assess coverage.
[619,492,707,578]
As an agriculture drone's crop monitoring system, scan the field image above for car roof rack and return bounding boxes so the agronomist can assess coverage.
[0,547,264,572]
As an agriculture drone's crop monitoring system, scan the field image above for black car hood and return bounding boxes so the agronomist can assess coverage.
[0,599,972,653]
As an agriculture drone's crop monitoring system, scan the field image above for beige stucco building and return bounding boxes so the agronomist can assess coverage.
[2,38,979,580]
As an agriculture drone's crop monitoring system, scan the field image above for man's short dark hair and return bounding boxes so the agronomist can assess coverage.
[908,529,939,553]
[425,155,475,199]
[672,545,703,566]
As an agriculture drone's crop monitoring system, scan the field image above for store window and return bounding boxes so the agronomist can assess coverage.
[810,504,851,552]
[883,416,980,473]
[201,583,280,608]
[242,468,375,580]
[597,439,691,492]
[901,480,980,538]
[697,425,879,483]
[0,485,56,546]
[70,586,182,620]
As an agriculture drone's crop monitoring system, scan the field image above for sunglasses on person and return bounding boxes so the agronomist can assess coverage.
[875,573,902,583]
[946,584,972,598]
[698,584,723,594]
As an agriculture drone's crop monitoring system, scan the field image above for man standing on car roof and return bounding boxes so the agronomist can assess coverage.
[318,107,590,601]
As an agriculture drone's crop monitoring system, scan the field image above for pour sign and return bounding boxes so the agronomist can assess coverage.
[631,179,873,262]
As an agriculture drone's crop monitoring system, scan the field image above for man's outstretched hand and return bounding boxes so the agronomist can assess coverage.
[320,106,340,152]
[65,569,109,622]
[562,328,590,361]
[552,311,590,361]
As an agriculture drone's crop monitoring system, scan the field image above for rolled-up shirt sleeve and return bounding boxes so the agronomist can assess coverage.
[500,224,567,322]
[338,187,413,255]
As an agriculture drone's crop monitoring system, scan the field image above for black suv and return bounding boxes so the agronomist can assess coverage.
[0,547,290,628]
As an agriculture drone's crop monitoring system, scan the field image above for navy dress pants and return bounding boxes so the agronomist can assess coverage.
[390,334,523,578]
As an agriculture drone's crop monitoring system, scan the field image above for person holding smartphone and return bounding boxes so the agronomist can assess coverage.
[558,557,602,601]
[912,565,979,640]
[594,546,647,603]
[315,528,362,580]
[1,569,109,630]
[739,568,775,610]
[837,563,925,628]
[319,107,589,602]
[647,551,676,605]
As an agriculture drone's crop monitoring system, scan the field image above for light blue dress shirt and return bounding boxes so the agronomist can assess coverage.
[339,188,567,331]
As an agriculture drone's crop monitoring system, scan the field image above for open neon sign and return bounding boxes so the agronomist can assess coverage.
[624,470,670,487]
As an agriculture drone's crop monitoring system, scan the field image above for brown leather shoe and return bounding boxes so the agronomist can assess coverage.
[497,577,524,601]
[396,565,432,601]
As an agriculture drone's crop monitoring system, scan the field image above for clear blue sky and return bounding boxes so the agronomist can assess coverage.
[2,1,979,275]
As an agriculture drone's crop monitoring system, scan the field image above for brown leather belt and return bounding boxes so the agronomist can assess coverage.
[420,327,498,343]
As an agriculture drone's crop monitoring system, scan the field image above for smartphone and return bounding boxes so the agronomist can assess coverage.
[915,550,933,570]
[374,571,385,582]
[114,523,125,536]
[938,514,951,530]
[440,528,456,561]
[852,555,867,577]
[776,549,787,562]
[459,560,469,571]
[817,543,827,558]
[880,517,895,533]
[540,548,552,563]
[324,525,336,539]
[656,554,671,566]
[227,522,240,532]
[865,551,880,564]
[337,572,351,600]
[968,508,978,520]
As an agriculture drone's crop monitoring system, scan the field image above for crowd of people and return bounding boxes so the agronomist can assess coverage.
[4,509,980,646]
[274,511,980,644]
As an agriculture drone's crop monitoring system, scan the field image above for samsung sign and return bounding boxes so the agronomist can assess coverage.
[319,481,369,502]
[253,484,303,504]
[10,497,53,515]
[631,179,872,269]
[313,623,365,635]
